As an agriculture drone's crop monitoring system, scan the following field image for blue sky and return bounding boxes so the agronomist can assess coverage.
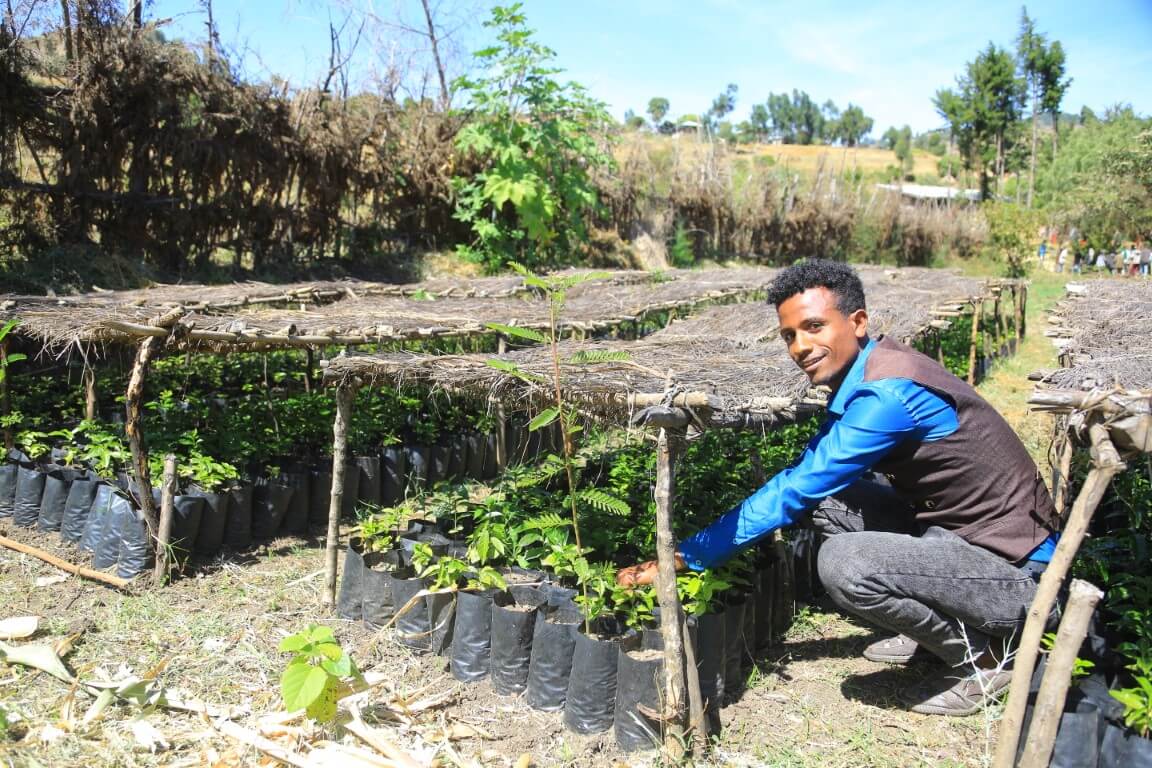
[149,0,1152,135]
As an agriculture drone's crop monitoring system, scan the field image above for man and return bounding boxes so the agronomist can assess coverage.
[618,260,1058,717]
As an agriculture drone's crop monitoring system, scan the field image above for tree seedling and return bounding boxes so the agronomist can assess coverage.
[278,624,363,723]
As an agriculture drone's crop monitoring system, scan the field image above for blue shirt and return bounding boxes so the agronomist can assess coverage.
[678,338,1056,570]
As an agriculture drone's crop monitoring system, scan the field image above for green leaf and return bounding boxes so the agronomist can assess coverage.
[486,323,547,343]
[527,408,559,432]
[279,634,310,653]
[579,488,631,516]
[565,350,631,365]
[321,654,352,678]
[306,677,340,723]
[2,353,26,365]
[281,662,328,713]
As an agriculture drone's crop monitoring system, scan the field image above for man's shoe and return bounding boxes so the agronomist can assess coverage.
[863,634,922,664]
[898,666,1013,716]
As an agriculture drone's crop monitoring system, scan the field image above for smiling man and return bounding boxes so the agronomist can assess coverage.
[618,259,1058,717]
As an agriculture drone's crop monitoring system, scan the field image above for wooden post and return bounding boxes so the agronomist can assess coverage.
[1019,284,1028,339]
[966,300,982,386]
[492,398,507,472]
[993,423,1125,768]
[152,454,177,587]
[1052,430,1075,517]
[0,337,11,451]
[83,361,98,421]
[653,424,688,761]
[1018,578,1105,768]
[323,385,355,609]
[125,340,163,542]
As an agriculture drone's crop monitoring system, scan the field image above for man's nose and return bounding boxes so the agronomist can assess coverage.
[792,331,813,358]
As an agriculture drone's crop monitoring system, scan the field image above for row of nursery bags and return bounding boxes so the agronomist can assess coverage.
[337,532,817,752]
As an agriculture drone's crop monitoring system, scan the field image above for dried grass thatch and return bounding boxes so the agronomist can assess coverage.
[0,267,780,352]
[322,266,988,429]
[1040,279,1152,392]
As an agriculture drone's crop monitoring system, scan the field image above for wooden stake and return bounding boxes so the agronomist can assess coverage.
[1018,578,1105,768]
[83,362,97,421]
[125,339,162,544]
[0,534,132,589]
[993,423,1124,768]
[152,454,177,587]
[1052,431,1074,518]
[967,300,982,386]
[0,338,10,452]
[653,425,687,761]
[492,398,507,472]
[324,385,355,608]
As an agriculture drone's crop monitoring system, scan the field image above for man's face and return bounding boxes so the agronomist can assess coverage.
[777,287,869,388]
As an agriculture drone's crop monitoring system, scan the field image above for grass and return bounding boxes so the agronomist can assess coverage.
[976,267,1070,473]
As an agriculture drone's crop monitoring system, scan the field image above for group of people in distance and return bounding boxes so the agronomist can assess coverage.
[1038,225,1150,275]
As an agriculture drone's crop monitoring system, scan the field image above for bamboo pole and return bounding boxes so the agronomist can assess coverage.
[653,424,687,761]
[993,423,1125,768]
[1018,578,1105,768]
[0,534,132,589]
[152,455,177,587]
[967,300,982,386]
[323,385,355,609]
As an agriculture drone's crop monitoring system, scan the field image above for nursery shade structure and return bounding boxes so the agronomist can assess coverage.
[1,267,782,353]
[321,266,998,429]
[995,279,1152,767]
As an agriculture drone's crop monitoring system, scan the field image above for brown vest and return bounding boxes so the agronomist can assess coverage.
[863,336,1056,562]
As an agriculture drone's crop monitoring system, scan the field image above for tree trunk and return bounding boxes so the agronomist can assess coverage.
[323,386,355,609]
[1027,87,1038,208]
[419,0,450,110]
[653,425,688,760]
[60,0,74,62]
[132,0,142,29]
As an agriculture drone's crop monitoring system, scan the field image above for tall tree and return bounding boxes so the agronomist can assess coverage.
[793,89,822,145]
[821,99,840,144]
[766,92,796,142]
[837,104,873,146]
[647,96,670,126]
[749,103,770,141]
[707,83,738,130]
[1039,39,1070,157]
[1016,6,1045,207]
[893,125,914,177]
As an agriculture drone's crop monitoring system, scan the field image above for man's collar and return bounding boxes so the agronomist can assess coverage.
[827,337,876,415]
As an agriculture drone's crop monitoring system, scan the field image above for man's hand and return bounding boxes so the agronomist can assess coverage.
[616,553,686,588]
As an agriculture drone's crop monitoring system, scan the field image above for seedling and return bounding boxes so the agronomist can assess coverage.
[278,624,363,723]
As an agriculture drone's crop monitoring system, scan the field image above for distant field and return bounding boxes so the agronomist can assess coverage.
[617,132,945,182]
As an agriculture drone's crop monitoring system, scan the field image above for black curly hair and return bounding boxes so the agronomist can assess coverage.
[765,259,866,314]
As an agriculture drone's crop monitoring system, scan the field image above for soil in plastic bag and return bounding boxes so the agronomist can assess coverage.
[451,589,495,683]
[722,597,747,703]
[169,495,205,566]
[564,616,625,735]
[446,436,467,482]
[483,432,499,479]
[117,504,153,579]
[278,471,311,534]
[740,593,757,670]
[428,443,450,486]
[0,461,16,517]
[381,447,406,505]
[772,539,795,642]
[1102,723,1152,768]
[93,492,134,570]
[362,549,404,629]
[490,589,544,695]
[399,531,450,560]
[191,489,230,555]
[506,422,525,465]
[388,570,431,651]
[354,456,382,507]
[465,433,485,480]
[405,445,428,493]
[59,477,98,544]
[223,482,254,549]
[340,463,360,518]
[13,465,47,527]
[614,641,664,752]
[309,467,333,526]
[79,483,115,554]
[695,610,726,732]
[754,561,775,654]
[427,590,456,656]
[38,467,77,532]
[791,525,820,602]
[337,538,366,622]
[251,480,293,540]
[526,606,582,711]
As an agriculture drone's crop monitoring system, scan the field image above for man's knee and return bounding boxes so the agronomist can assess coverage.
[817,533,870,606]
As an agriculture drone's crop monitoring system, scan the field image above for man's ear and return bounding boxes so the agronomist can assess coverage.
[850,308,869,339]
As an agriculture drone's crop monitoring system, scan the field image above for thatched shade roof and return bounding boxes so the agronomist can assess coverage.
[322,267,990,429]
[0,267,783,353]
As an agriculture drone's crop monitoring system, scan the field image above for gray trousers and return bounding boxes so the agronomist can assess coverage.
[812,479,1043,667]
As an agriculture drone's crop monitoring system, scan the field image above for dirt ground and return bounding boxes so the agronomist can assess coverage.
[0,519,994,768]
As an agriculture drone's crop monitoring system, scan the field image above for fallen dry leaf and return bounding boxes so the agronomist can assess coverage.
[34,573,69,587]
[0,615,39,640]
[129,718,170,752]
